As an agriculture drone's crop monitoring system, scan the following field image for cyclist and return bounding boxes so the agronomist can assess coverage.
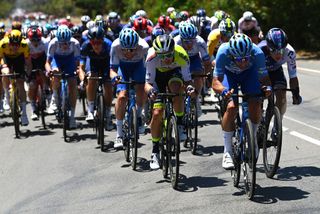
[26,27,49,121]
[46,25,80,129]
[80,15,91,33]
[109,28,149,149]
[135,9,154,27]
[238,11,263,44]
[79,26,113,130]
[155,15,176,34]
[132,17,152,39]
[105,12,124,41]
[210,10,229,30]
[145,34,196,169]
[212,33,270,169]
[188,15,211,43]
[145,26,165,47]
[71,25,83,45]
[174,22,211,117]
[258,28,302,120]
[0,29,32,125]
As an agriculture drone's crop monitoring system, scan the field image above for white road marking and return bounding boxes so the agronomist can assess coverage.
[283,65,320,74]
[290,131,320,146]
[284,115,320,131]
[283,126,289,132]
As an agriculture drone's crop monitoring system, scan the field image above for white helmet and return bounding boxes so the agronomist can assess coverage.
[243,11,253,21]
[86,20,95,29]
[136,10,147,18]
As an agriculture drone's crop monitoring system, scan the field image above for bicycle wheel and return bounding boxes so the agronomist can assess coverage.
[263,106,282,178]
[97,95,105,150]
[63,108,69,142]
[123,116,130,162]
[40,90,46,129]
[11,91,20,138]
[242,119,256,200]
[167,116,180,189]
[231,130,241,187]
[189,100,198,155]
[130,106,138,170]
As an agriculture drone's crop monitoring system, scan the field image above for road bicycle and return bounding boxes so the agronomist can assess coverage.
[157,92,181,189]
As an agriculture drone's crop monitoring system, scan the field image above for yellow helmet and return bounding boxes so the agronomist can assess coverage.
[9,29,22,44]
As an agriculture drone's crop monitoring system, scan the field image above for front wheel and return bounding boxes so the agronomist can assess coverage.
[243,119,256,200]
[11,91,20,138]
[167,116,180,189]
[97,95,105,150]
[263,106,282,178]
[130,106,138,170]
[189,99,198,155]
[40,90,46,129]
[63,108,69,142]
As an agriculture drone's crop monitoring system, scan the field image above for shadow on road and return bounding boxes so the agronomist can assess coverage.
[194,145,224,157]
[275,166,320,181]
[198,119,220,128]
[253,185,310,203]
[176,174,227,192]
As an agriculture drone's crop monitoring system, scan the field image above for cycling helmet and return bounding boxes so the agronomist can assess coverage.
[30,21,39,29]
[196,8,206,18]
[95,19,106,29]
[86,20,95,29]
[12,21,22,31]
[167,7,175,14]
[243,11,253,21]
[129,14,140,25]
[27,27,42,41]
[87,26,105,40]
[0,22,5,29]
[95,15,103,22]
[158,15,171,28]
[81,15,91,23]
[179,23,198,39]
[56,25,72,42]
[9,30,23,44]
[119,28,139,48]
[71,26,81,36]
[266,28,288,50]
[133,17,148,31]
[179,11,189,21]
[152,34,175,54]
[107,12,120,23]
[219,18,236,37]
[214,10,227,21]
[229,33,253,57]
[188,16,202,32]
[135,10,147,18]
[151,26,165,41]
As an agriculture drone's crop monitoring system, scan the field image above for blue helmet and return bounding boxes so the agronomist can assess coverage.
[56,25,72,42]
[151,26,165,41]
[266,28,288,50]
[119,28,139,48]
[229,33,253,57]
[179,22,198,39]
[196,8,206,18]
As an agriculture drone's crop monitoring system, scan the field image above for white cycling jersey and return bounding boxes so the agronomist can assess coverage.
[110,37,149,67]
[47,37,80,58]
[174,35,210,61]
[26,37,49,59]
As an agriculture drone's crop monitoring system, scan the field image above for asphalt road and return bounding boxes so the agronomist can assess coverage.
[0,59,320,213]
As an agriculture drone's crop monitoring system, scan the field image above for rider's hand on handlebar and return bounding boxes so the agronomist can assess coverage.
[221,88,234,99]
[291,87,302,105]
[261,85,272,97]
[186,85,196,98]
[111,75,121,86]
[147,87,158,101]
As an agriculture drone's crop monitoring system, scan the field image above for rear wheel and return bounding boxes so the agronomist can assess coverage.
[243,119,256,200]
[123,114,130,162]
[263,106,282,178]
[168,116,180,189]
[161,119,169,178]
[130,106,138,170]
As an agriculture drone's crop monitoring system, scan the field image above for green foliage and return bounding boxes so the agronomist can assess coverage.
[3,0,320,50]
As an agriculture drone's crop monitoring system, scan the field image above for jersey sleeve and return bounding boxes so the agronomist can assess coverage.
[213,43,228,77]
[197,36,210,61]
[252,45,268,78]
[207,30,220,58]
[80,42,89,65]
[145,49,157,85]
[110,40,120,69]
[285,44,297,78]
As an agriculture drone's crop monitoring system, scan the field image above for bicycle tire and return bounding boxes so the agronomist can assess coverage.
[168,116,180,189]
[190,100,198,155]
[243,119,256,200]
[263,106,282,178]
[231,130,241,187]
[130,106,138,170]
[98,95,105,151]
[63,108,69,142]
[123,118,130,163]
[11,91,20,138]
[161,119,169,178]
[81,91,87,115]
[40,91,46,129]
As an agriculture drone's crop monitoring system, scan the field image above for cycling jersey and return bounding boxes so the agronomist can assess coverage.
[214,42,267,77]
[80,38,112,76]
[174,35,209,61]
[110,38,149,67]
[26,37,48,59]
[0,37,29,59]
[146,44,191,85]
[258,40,297,78]
[207,29,223,58]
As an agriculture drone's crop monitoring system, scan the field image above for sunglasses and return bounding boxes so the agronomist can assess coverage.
[269,47,285,55]
[121,48,136,53]
[90,39,103,46]
[158,52,174,59]
[233,55,251,63]
[59,41,71,46]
